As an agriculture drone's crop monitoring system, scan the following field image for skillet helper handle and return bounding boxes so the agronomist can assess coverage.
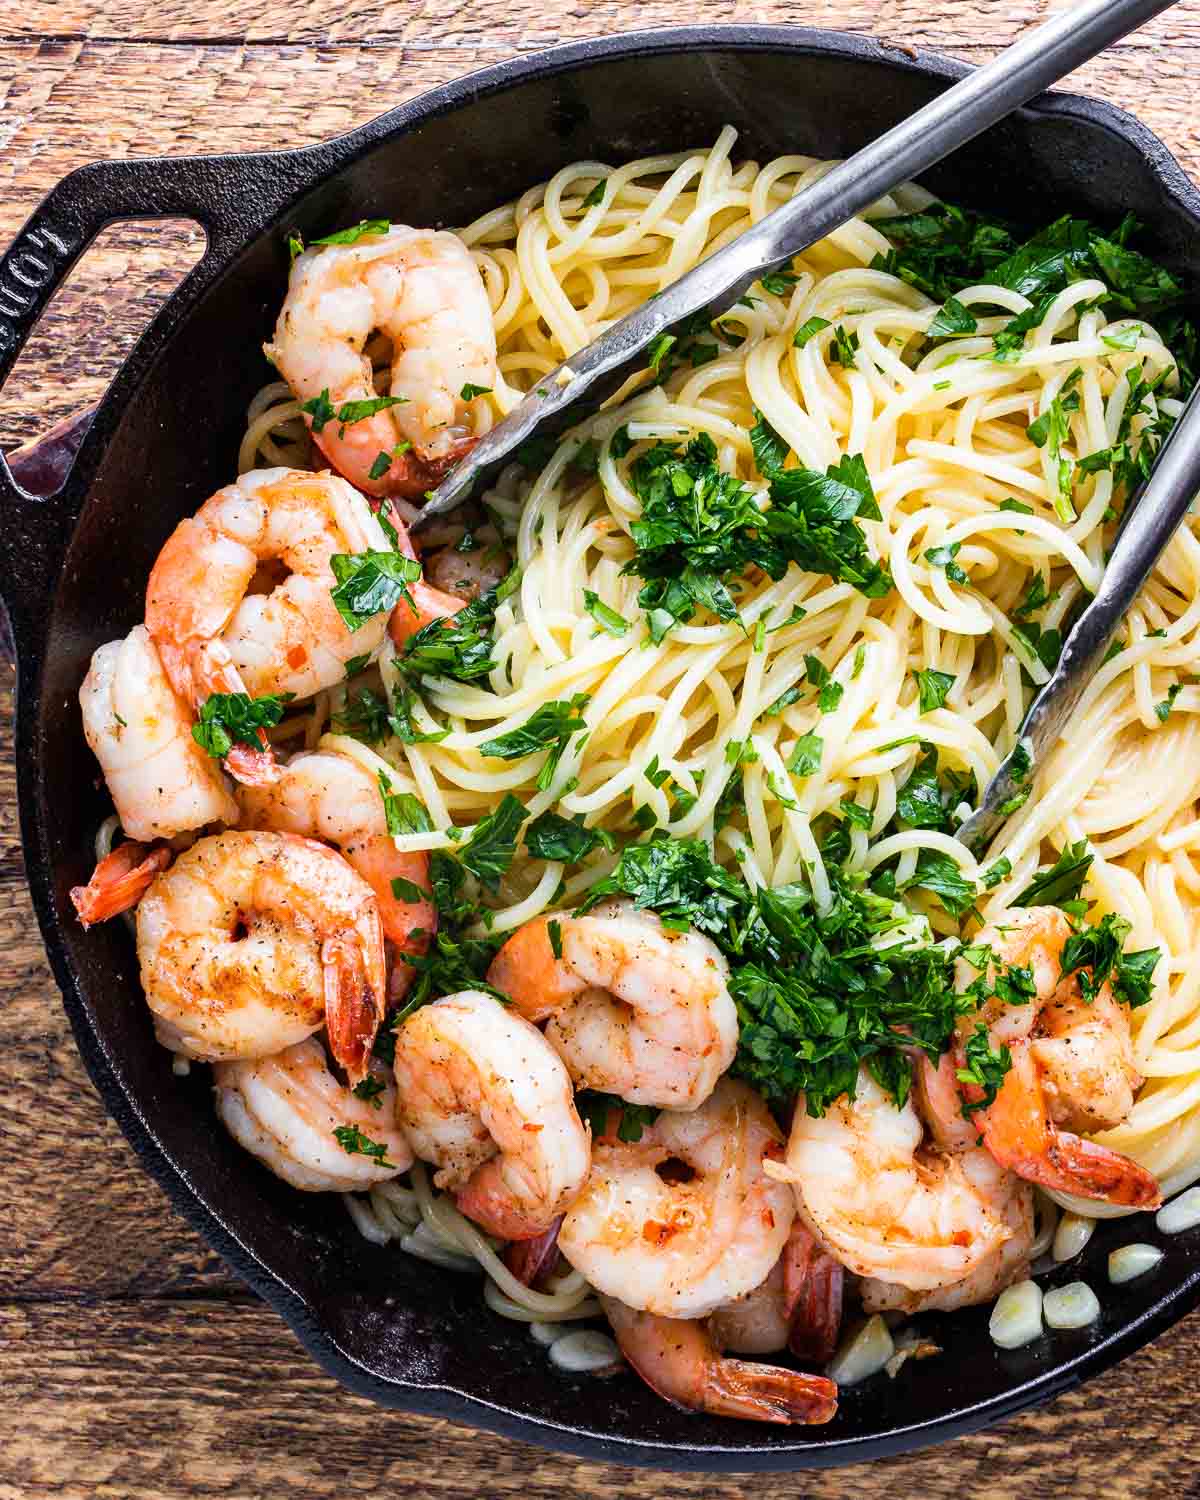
[0,148,314,636]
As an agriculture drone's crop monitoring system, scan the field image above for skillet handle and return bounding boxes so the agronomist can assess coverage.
[0,149,314,635]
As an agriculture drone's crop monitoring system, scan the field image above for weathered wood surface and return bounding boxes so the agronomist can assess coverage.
[3,4,1200,1495]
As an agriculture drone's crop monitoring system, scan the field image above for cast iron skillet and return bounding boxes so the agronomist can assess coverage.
[3,24,1200,1473]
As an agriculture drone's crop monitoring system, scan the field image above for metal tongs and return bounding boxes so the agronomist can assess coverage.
[415,0,1200,849]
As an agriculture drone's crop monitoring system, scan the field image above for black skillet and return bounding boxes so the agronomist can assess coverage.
[3,25,1200,1473]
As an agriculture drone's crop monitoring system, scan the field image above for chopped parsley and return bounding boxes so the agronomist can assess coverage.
[377,773,433,837]
[788,731,823,778]
[1060,911,1160,1009]
[928,295,978,339]
[479,694,589,791]
[333,1124,397,1167]
[925,541,968,584]
[1012,839,1093,911]
[524,811,614,865]
[956,1024,1012,1111]
[351,1076,386,1108]
[331,687,392,744]
[458,793,527,891]
[793,315,831,349]
[398,570,519,684]
[302,388,407,437]
[576,1092,660,1142]
[460,383,492,400]
[192,691,292,759]
[329,551,422,631]
[582,589,631,637]
[915,667,955,714]
[312,219,390,246]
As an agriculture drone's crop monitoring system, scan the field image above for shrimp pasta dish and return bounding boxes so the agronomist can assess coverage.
[73,126,1200,1421]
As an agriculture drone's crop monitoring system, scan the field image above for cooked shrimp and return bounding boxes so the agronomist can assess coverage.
[950,906,1161,1209]
[422,538,510,602]
[70,840,173,928]
[391,989,590,1240]
[486,901,738,1111]
[79,625,238,841]
[558,1078,794,1318]
[769,1068,1010,1291]
[236,750,433,978]
[214,1036,412,1190]
[266,224,497,498]
[145,468,394,783]
[136,830,386,1081]
[601,1297,837,1426]
[861,1148,1035,1315]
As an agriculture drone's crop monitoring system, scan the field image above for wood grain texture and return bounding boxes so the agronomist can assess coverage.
[3,3,1200,1494]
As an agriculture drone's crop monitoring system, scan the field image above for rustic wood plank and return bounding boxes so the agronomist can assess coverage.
[1,1297,1198,1500]
[3,0,1199,50]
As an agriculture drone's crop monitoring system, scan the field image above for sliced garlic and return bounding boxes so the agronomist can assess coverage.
[1043,1281,1100,1330]
[1108,1243,1165,1284]
[828,1314,894,1386]
[548,1330,622,1374]
[1053,1212,1096,1263]
[989,1279,1043,1349]
[1157,1187,1200,1234]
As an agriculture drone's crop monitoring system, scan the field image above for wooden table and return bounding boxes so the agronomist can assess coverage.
[3,2,1200,1494]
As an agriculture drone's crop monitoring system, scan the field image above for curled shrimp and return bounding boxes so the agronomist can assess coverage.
[266,224,497,498]
[79,625,238,842]
[768,1067,1011,1291]
[558,1078,794,1319]
[601,1297,837,1426]
[214,1036,412,1191]
[949,906,1161,1209]
[145,468,394,784]
[861,1146,1035,1315]
[780,1221,845,1364]
[486,901,739,1111]
[135,830,386,1082]
[237,749,433,988]
[391,989,590,1240]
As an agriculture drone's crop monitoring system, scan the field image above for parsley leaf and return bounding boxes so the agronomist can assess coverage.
[956,1024,1012,1111]
[377,774,433,837]
[524,811,614,865]
[793,315,831,349]
[583,589,630,637]
[1013,840,1093,909]
[788,731,823,778]
[460,383,492,400]
[329,551,422,631]
[576,1092,660,1143]
[312,219,390,246]
[916,667,955,714]
[924,540,968,584]
[333,1124,397,1168]
[459,793,526,891]
[399,571,518,684]
[928,295,978,339]
[192,691,292,759]
[480,694,589,792]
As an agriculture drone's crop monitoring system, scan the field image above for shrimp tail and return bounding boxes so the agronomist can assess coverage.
[971,1050,1162,1209]
[603,1298,837,1426]
[703,1358,839,1426]
[223,739,282,787]
[503,1217,563,1287]
[321,922,385,1084]
[70,841,172,927]
[782,1222,845,1365]
[984,1117,1163,1209]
